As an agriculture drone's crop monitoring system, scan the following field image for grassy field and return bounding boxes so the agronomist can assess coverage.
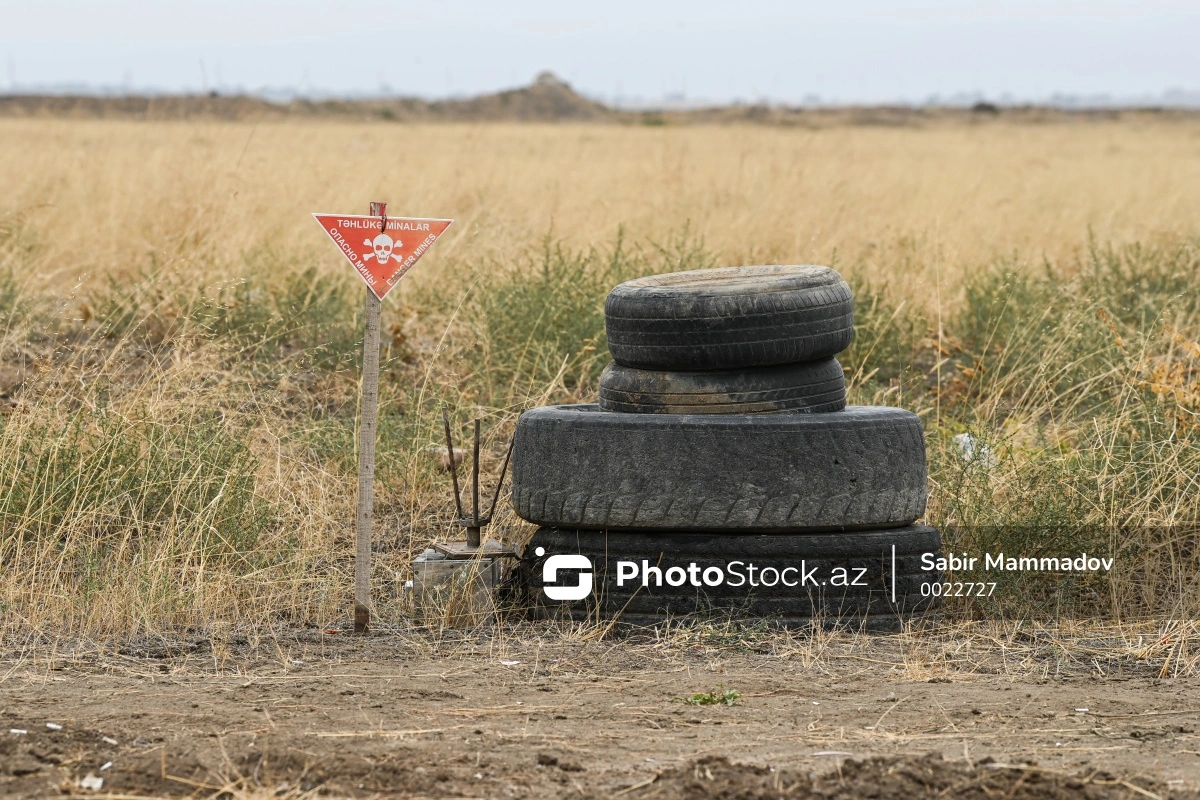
[1,116,1199,639]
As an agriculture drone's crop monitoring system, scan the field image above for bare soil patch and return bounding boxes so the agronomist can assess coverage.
[2,627,1198,798]
[644,754,1192,799]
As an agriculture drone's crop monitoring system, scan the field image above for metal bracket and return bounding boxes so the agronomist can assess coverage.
[432,540,517,560]
[440,410,515,550]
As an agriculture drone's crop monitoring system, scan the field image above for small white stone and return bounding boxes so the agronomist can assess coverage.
[80,774,104,791]
[952,433,997,468]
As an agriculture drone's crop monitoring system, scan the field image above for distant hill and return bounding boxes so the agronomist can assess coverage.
[429,71,610,121]
[0,72,611,123]
[1,72,1195,125]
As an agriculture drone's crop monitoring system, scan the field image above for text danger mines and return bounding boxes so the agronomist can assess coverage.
[336,219,432,232]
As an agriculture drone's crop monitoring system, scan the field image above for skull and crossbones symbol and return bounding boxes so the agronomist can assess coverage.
[362,233,403,264]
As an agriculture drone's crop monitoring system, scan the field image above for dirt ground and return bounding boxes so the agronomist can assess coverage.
[2,625,1198,799]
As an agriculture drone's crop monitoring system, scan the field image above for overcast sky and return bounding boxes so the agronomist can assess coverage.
[2,0,1198,104]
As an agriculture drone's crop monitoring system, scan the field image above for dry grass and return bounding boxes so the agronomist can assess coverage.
[2,117,1198,305]
[1,116,1199,642]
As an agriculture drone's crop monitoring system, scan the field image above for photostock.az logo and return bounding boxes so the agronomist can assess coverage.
[535,547,593,601]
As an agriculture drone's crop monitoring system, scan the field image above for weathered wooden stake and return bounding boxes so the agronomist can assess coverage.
[354,200,387,634]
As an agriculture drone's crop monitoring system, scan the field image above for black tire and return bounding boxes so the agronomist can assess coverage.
[511,404,927,531]
[530,526,941,559]
[604,591,937,618]
[609,612,932,631]
[524,526,942,622]
[597,357,846,415]
[605,265,854,371]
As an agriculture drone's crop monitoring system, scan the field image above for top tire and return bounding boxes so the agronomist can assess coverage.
[605,265,854,371]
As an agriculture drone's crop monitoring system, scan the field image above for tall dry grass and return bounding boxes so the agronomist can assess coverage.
[1,116,1199,638]
[2,117,1198,305]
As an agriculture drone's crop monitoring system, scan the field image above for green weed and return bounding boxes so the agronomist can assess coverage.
[0,408,272,559]
[92,257,360,370]
[842,272,923,393]
[679,686,742,706]
[474,228,714,404]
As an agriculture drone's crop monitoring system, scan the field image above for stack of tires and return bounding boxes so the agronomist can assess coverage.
[510,265,942,627]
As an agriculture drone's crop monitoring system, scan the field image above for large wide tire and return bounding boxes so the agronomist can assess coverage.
[604,265,854,371]
[523,526,942,624]
[511,404,927,532]
[598,357,846,415]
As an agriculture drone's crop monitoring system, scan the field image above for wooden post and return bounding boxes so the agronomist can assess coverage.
[354,200,386,634]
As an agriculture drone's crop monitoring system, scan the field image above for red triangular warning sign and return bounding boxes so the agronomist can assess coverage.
[312,213,453,300]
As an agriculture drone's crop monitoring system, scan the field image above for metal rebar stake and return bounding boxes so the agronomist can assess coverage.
[442,408,465,520]
[468,418,482,548]
[434,415,516,560]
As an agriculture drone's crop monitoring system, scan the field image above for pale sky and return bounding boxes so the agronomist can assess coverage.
[2,0,1197,104]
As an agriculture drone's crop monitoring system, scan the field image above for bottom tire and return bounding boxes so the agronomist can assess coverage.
[522,526,943,625]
